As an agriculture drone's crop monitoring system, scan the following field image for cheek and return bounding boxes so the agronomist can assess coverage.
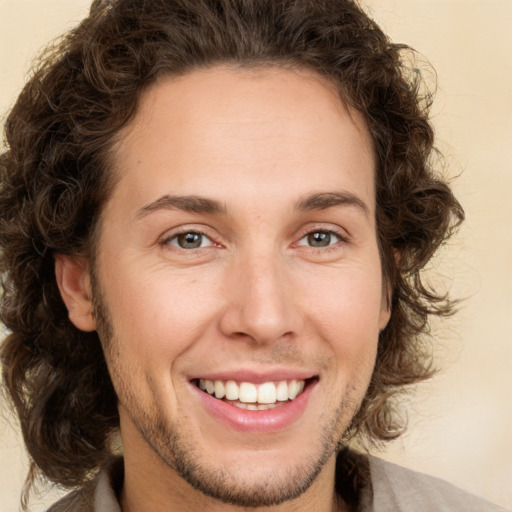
[103,268,220,365]
[306,261,384,324]
[99,272,221,415]
[301,263,383,364]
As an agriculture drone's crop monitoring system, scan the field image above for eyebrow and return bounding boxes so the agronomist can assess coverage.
[135,195,227,220]
[135,190,369,220]
[295,191,369,217]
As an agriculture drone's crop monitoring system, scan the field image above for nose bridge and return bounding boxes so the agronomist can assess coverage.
[220,245,300,344]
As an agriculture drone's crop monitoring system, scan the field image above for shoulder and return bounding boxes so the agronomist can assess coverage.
[47,458,123,512]
[47,482,96,512]
[363,455,509,512]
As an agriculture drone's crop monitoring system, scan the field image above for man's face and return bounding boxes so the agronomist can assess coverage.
[88,67,390,506]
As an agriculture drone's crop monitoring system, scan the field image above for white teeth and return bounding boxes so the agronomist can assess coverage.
[257,382,277,404]
[197,378,307,405]
[232,402,279,411]
[276,380,289,401]
[225,380,239,400]
[205,380,215,394]
[214,380,225,399]
[239,382,258,403]
[288,379,303,400]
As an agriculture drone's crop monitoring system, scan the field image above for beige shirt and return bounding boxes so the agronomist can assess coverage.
[48,455,509,512]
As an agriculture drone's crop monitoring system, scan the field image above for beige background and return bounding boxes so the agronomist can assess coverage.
[1,0,511,510]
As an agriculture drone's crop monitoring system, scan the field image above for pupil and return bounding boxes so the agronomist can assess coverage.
[308,231,330,247]
[179,232,202,248]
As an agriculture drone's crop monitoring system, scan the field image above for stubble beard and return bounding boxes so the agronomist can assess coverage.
[91,274,363,508]
[123,398,351,508]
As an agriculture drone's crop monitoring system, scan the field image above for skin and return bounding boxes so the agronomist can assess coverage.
[56,66,391,512]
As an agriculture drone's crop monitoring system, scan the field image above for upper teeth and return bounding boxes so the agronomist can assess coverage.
[198,379,305,404]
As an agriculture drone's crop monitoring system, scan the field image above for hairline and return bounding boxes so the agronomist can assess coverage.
[86,62,382,264]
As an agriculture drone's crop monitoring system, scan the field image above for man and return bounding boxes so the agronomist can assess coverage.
[0,0,506,511]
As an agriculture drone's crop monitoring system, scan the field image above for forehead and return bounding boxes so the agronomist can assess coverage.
[107,66,375,218]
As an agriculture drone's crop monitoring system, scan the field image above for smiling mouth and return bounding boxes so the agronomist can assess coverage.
[194,378,315,410]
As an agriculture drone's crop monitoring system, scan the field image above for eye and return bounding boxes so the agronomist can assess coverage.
[297,230,341,248]
[166,231,213,249]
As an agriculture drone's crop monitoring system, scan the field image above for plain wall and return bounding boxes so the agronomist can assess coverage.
[1,0,511,510]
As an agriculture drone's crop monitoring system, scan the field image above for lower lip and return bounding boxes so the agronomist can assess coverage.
[191,380,316,433]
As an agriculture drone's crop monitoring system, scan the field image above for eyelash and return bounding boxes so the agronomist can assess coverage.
[294,227,348,253]
[160,228,218,251]
[160,227,348,253]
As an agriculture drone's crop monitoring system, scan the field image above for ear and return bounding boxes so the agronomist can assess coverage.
[379,249,400,331]
[378,280,392,331]
[55,255,96,332]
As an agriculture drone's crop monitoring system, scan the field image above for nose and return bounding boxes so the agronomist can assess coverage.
[219,251,303,345]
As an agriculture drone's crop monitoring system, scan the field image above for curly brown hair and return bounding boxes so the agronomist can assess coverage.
[0,0,463,507]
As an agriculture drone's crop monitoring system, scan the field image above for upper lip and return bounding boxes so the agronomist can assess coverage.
[188,369,318,384]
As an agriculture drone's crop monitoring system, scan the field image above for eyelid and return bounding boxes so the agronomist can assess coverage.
[291,224,351,256]
[294,224,349,242]
[296,230,341,247]
[159,225,222,249]
[168,232,213,249]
